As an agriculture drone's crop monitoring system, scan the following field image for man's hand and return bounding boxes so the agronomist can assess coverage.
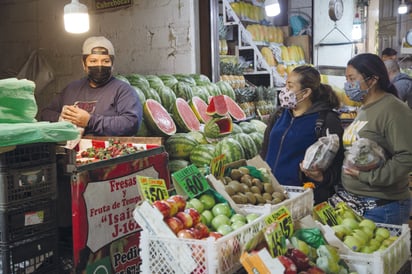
[61,105,90,127]
[300,162,324,182]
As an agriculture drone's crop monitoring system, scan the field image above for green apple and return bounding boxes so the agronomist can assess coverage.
[199,193,216,210]
[332,225,351,240]
[217,224,233,236]
[360,246,375,253]
[343,235,363,251]
[375,227,390,240]
[342,210,357,220]
[342,218,359,230]
[368,238,381,250]
[352,229,369,242]
[212,203,232,218]
[230,213,247,224]
[211,214,231,231]
[187,198,204,213]
[231,221,246,231]
[358,218,376,231]
[381,238,395,248]
[201,210,213,226]
[245,213,260,223]
[360,226,374,240]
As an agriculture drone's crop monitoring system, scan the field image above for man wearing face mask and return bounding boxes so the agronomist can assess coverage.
[41,36,142,136]
[333,53,412,225]
[260,66,344,204]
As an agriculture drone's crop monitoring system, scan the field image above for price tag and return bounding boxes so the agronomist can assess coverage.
[313,201,339,226]
[210,154,225,178]
[137,176,169,203]
[172,164,210,198]
[264,206,293,238]
[263,222,287,257]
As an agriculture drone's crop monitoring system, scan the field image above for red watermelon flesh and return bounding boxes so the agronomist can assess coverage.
[143,99,177,136]
[206,95,228,117]
[224,95,247,121]
[190,96,212,123]
[174,98,201,131]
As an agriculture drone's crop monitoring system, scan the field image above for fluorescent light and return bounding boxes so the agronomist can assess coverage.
[64,0,90,33]
[398,0,408,14]
[352,13,362,41]
[265,0,281,17]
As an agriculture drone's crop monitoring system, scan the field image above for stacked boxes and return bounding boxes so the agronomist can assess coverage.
[0,143,58,274]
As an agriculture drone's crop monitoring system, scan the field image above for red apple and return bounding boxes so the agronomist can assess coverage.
[286,248,310,272]
[208,231,223,240]
[277,255,297,274]
[168,195,186,212]
[189,227,204,239]
[193,222,209,239]
[166,199,179,217]
[306,266,326,274]
[184,208,201,225]
[177,228,195,239]
[164,216,184,234]
[175,211,193,228]
[152,200,171,219]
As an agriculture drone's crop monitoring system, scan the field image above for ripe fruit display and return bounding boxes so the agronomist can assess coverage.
[172,98,201,132]
[143,99,177,136]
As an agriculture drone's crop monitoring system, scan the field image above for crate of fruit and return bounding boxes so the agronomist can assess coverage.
[134,198,267,274]
[0,229,58,274]
[0,196,57,243]
[322,222,410,274]
[0,163,57,207]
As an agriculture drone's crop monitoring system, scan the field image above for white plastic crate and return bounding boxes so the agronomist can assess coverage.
[135,202,267,274]
[235,186,314,221]
[322,223,410,274]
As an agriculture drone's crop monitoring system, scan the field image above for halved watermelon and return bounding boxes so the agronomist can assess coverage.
[189,96,212,123]
[206,95,228,117]
[143,99,177,136]
[172,98,201,132]
[224,95,247,121]
[204,117,233,138]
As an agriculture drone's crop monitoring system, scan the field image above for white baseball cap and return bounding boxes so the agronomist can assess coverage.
[82,36,115,56]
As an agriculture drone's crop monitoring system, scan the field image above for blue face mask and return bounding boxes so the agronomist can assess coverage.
[344,80,369,102]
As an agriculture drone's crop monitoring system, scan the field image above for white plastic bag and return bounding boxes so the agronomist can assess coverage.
[302,130,340,171]
[343,138,386,171]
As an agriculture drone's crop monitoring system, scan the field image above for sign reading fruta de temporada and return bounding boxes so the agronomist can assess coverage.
[71,148,170,274]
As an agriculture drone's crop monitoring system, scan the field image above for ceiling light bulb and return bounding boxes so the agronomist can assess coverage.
[64,0,90,33]
[398,1,408,14]
[265,0,281,17]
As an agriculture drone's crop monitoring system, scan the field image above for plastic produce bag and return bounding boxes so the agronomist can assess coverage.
[302,130,340,171]
[343,138,386,171]
[0,78,37,123]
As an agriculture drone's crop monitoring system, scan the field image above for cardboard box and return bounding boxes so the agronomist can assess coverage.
[240,249,285,274]
[286,35,311,63]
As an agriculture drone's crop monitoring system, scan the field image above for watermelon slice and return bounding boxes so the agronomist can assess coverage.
[143,99,177,136]
[172,98,201,132]
[223,95,247,121]
[189,96,212,123]
[206,95,228,117]
[203,117,233,138]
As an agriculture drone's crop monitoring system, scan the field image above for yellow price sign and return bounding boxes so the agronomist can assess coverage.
[314,201,339,226]
[263,222,287,257]
[137,176,169,204]
[264,206,293,238]
[210,154,225,178]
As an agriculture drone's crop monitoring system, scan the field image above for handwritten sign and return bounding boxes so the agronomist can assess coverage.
[172,164,210,198]
[313,201,339,226]
[137,176,168,203]
[264,206,293,238]
[264,222,287,257]
[210,154,225,178]
[94,0,132,12]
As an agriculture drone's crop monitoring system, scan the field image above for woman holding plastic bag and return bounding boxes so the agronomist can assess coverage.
[261,65,344,205]
[331,53,412,225]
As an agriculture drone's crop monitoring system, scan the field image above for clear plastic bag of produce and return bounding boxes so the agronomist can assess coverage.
[343,138,386,171]
[302,130,340,171]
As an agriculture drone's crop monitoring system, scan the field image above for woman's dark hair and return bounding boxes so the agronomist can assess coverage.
[293,65,341,109]
[347,53,398,97]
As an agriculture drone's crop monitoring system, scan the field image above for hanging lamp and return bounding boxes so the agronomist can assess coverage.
[265,0,281,17]
[64,0,90,33]
[398,0,408,14]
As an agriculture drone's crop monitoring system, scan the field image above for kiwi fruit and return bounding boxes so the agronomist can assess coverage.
[250,185,261,195]
[225,185,236,196]
[238,166,250,174]
[272,191,285,201]
[228,180,241,193]
[231,195,244,204]
[230,169,243,180]
[262,192,272,201]
[253,180,264,193]
[272,197,283,204]
[254,193,265,204]
[263,183,274,194]
[237,193,248,204]
[240,174,253,187]
[245,192,257,205]
[240,183,250,193]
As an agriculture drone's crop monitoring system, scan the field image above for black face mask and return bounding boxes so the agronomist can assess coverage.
[87,66,112,86]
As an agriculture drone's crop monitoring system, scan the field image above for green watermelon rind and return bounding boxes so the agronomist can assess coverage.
[232,133,258,160]
[156,85,177,113]
[165,133,199,160]
[189,144,216,167]
[172,82,194,101]
[213,137,245,165]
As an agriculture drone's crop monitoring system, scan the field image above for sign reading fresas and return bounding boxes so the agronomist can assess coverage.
[94,0,132,12]
[71,147,171,274]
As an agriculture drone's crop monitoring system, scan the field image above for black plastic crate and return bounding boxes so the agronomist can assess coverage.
[0,230,58,274]
[0,143,56,169]
[0,197,57,244]
[0,163,57,207]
